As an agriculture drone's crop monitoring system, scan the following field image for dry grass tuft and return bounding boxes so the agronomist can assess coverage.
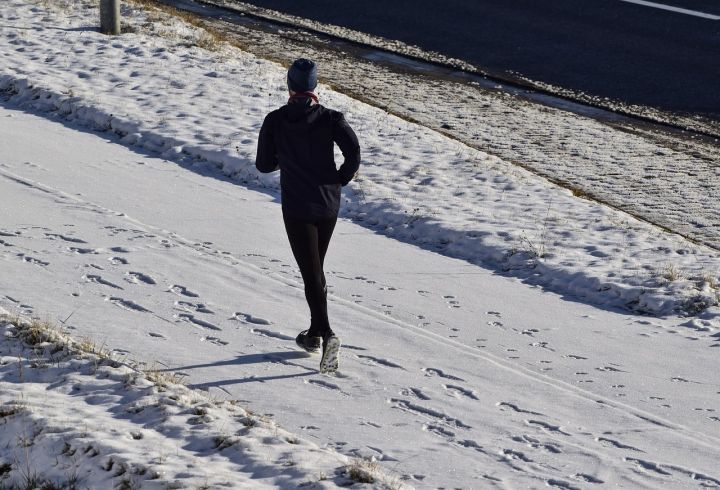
[659,263,684,283]
[346,458,378,484]
[144,368,187,388]
[0,401,28,419]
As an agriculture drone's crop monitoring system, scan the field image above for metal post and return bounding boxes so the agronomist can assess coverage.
[100,0,120,35]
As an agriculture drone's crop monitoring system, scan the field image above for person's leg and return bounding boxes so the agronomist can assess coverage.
[283,215,331,338]
[316,215,338,295]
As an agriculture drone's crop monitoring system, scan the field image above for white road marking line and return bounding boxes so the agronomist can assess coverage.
[620,0,720,20]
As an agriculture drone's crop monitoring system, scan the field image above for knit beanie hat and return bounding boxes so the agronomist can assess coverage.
[287,58,318,92]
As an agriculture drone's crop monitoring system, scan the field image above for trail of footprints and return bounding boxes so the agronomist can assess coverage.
[87,226,269,343]
[6,225,406,356]
[380,341,718,486]
[389,363,601,485]
[4,225,275,347]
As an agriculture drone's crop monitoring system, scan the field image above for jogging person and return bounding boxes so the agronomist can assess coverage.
[255,58,360,373]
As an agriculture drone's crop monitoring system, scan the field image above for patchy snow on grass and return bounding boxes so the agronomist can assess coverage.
[0,311,403,489]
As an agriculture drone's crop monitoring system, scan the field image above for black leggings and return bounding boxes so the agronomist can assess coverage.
[283,214,337,338]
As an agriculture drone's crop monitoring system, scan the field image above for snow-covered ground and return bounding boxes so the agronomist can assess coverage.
[1,311,385,489]
[3,0,720,318]
[1,0,720,488]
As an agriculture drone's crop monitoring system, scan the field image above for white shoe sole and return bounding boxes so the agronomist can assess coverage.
[319,336,341,374]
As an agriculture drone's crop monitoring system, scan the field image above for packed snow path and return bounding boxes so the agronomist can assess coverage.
[2,107,719,488]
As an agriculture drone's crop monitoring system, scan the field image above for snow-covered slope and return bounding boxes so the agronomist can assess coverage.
[1,312,391,489]
[1,0,719,488]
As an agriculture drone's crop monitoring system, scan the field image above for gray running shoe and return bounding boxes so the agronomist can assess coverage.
[296,330,321,354]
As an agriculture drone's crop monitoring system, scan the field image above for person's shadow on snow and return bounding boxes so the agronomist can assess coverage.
[161,351,316,388]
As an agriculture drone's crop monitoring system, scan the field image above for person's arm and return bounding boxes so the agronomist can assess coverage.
[255,113,279,173]
[333,113,360,186]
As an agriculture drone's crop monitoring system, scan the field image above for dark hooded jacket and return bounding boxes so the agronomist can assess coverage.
[255,100,360,220]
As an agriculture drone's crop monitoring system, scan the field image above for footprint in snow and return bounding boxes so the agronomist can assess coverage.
[365,445,399,462]
[422,367,465,381]
[106,297,151,313]
[501,448,533,463]
[573,474,604,484]
[326,441,348,451]
[108,256,128,265]
[177,313,221,331]
[444,384,479,400]
[596,366,626,373]
[423,423,455,439]
[231,312,271,325]
[497,402,543,416]
[169,285,199,298]
[158,239,177,249]
[443,295,461,309]
[693,407,716,413]
[176,301,214,314]
[68,247,99,255]
[399,387,431,401]
[356,354,404,369]
[125,271,157,285]
[391,398,471,429]
[343,344,367,351]
[526,419,570,436]
[530,341,554,351]
[200,335,228,346]
[45,233,87,244]
[21,255,49,267]
[306,379,348,396]
[511,434,562,454]
[104,226,128,236]
[565,354,588,360]
[545,478,583,489]
[250,328,294,341]
[83,274,123,290]
[148,332,166,339]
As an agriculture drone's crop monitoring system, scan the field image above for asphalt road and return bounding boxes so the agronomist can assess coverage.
[230,0,720,119]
